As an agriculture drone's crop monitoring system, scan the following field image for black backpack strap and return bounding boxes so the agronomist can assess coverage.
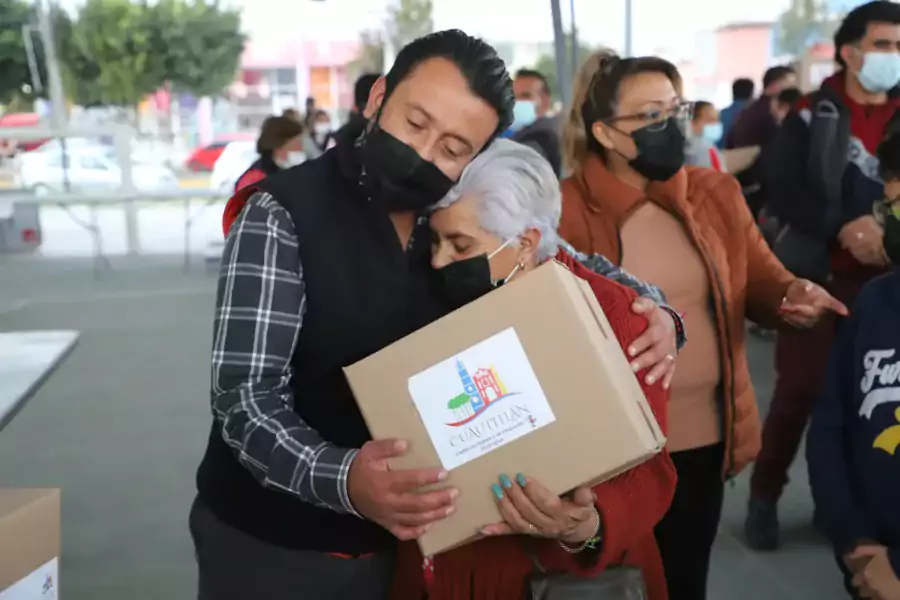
[806,85,850,236]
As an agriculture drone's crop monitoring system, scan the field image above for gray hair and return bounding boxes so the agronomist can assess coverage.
[435,139,561,261]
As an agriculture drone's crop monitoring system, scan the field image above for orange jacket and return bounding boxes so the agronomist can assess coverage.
[560,156,795,476]
[390,250,677,600]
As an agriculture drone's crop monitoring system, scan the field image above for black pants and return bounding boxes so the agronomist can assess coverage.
[189,497,395,600]
[654,443,726,600]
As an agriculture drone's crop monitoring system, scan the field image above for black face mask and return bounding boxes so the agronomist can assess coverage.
[360,123,455,212]
[434,254,495,309]
[884,213,900,265]
[628,117,686,182]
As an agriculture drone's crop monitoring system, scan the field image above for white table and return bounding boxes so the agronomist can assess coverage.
[0,330,79,432]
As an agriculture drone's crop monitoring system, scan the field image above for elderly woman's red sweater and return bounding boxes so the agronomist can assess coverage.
[389,249,677,600]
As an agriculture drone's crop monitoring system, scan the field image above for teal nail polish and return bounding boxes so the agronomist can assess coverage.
[499,474,513,489]
[516,473,527,487]
[491,483,504,500]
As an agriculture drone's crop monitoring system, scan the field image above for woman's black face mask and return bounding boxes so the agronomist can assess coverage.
[433,240,520,309]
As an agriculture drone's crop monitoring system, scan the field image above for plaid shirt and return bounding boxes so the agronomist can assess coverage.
[210,192,679,515]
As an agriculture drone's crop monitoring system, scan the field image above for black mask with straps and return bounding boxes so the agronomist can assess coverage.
[359,111,455,212]
[618,116,686,182]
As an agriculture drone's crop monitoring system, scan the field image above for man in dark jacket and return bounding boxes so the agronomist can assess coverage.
[190,30,684,600]
[512,68,562,176]
[335,72,382,142]
[806,131,900,600]
[718,77,755,147]
[746,0,900,552]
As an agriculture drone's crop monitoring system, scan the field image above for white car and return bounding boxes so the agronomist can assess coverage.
[15,147,180,195]
[209,141,258,192]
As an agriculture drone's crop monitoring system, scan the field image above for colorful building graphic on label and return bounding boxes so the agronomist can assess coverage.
[446,358,518,426]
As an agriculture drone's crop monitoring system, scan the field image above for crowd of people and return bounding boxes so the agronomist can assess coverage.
[194,1,900,599]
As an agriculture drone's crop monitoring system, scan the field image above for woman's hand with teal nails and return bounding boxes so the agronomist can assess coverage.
[481,473,598,543]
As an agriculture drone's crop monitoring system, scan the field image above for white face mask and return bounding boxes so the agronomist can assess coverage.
[276,151,306,169]
[314,123,331,137]
[857,51,900,93]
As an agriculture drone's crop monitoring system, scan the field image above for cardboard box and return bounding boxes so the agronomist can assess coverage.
[0,489,60,600]
[345,261,665,556]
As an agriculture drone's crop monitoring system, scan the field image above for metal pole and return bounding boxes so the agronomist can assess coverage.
[35,0,71,193]
[569,0,579,74]
[21,25,43,95]
[624,0,633,57]
[550,0,571,109]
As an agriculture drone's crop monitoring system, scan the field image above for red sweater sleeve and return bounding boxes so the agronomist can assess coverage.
[539,270,676,574]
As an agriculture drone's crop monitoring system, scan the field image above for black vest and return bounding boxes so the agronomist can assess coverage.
[196,137,450,553]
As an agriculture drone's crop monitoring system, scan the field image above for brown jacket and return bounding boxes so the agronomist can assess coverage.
[560,155,796,476]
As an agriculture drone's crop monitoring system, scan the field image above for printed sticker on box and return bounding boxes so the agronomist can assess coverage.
[408,327,556,471]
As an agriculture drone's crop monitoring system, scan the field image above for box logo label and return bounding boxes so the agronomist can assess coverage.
[408,327,556,471]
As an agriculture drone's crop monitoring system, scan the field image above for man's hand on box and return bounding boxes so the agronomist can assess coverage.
[480,473,599,544]
[347,439,459,541]
[628,299,678,389]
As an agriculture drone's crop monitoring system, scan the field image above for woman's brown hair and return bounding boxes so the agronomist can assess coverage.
[578,55,682,163]
[561,48,616,175]
[256,115,304,156]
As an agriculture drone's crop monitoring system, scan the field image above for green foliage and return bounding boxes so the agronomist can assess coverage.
[0,0,48,104]
[52,0,244,107]
[777,0,837,57]
[147,0,245,98]
[351,0,433,77]
[447,393,471,410]
[535,36,594,100]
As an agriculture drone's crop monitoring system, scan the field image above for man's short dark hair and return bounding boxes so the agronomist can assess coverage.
[776,87,802,107]
[732,78,755,101]
[834,1,900,68]
[763,65,795,90]
[384,29,515,136]
[515,68,552,96]
[353,73,381,112]
[691,100,714,122]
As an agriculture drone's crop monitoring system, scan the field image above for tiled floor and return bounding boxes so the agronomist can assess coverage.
[0,256,850,599]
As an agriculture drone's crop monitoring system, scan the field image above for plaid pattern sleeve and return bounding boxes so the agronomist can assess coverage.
[210,191,360,516]
[558,240,687,350]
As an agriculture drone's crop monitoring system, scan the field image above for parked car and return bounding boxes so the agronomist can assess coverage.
[15,147,180,195]
[185,133,254,173]
[209,141,257,192]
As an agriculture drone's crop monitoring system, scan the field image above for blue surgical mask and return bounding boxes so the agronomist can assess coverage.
[858,52,900,93]
[511,100,538,131]
[701,122,724,143]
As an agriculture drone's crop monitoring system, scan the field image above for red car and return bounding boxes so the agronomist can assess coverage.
[184,133,254,172]
[0,112,48,153]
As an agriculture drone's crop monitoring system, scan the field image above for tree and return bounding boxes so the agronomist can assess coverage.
[59,0,164,107]
[535,36,594,100]
[147,0,245,98]
[350,0,433,77]
[0,0,49,104]
[776,0,836,57]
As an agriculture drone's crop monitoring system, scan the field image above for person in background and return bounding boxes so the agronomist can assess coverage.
[305,109,335,160]
[771,87,803,126]
[194,30,682,600]
[561,48,617,177]
[719,77,755,147]
[223,114,305,236]
[686,101,727,171]
[806,131,900,600]
[560,54,847,600]
[747,0,900,552]
[336,73,382,141]
[283,108,302,122]
[512,68,563,176]
[303,96,317,130]
[391,139,677,600]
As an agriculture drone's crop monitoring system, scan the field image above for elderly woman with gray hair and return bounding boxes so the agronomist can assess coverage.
[389,140,677,600]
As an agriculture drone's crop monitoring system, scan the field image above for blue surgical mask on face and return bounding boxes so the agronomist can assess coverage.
[858,52,900,93]
[701,122,724,143]
[511,100,538,131]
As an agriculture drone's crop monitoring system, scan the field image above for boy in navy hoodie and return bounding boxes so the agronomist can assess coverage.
[807,131,900,600]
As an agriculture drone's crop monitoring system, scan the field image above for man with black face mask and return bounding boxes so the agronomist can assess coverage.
[190,31,683,600]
